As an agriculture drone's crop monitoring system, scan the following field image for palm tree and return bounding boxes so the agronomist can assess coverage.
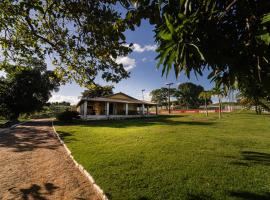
[211,87,225,119]
[199,91,212,117]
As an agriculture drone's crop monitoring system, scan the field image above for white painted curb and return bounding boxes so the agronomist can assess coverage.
[51,120,108,200]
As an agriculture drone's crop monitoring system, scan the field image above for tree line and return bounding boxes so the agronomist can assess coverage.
[0,1,269,121]
[151,82,212,109]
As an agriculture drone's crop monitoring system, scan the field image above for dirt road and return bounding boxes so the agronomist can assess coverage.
[0,119,102,200]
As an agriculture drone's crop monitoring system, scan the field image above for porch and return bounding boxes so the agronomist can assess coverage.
[79,101,158,120]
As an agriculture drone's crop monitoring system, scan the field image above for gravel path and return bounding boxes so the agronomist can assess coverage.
[0,119,102,200]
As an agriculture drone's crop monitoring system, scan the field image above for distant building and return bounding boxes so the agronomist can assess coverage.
[76,92,157,120]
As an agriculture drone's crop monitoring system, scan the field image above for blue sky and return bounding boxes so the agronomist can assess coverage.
[50,20,214,104]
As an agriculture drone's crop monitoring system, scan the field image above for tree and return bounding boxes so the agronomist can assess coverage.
[50,102,71,106]
[0,1,131,86]
[199,91,212,117]
[82,84,114,98]
[176,82,205,109]
[3,1,270,95]
[211,87,225,119]
[0,68,59,120]
[237,83,270,114]
[125,1,270,94]
[150,87,176,109]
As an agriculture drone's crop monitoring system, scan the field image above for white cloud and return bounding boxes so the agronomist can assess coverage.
[49,95,79,105]
[144,91,152,101]
[123,43,157,53]
[132,43,157,53]
[115,56,136,71]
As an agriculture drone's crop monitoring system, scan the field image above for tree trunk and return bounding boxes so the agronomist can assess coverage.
[258,105,262,115]
[204,98,208,117]
[218,97,221,119]
[255,99,260,115]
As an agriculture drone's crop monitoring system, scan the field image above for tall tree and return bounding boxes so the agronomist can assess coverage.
[82,84,114,98]
[0,68,59,120]
[0,1,131,85]
[3,1,270,94]
[176,82,204,109]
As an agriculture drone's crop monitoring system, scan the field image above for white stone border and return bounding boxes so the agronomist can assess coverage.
[51,120,108,200]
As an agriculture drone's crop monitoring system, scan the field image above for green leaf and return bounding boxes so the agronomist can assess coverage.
[164,14,174,34]
[188,43,205,61]
[261,13,270,25]
[158,30,172,40]
[256,33,270,45]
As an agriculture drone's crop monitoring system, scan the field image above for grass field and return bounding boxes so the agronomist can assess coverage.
[55,112,270,200]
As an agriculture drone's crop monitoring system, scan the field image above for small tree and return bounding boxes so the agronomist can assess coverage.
[211,87,225,119]
[199,91,212,117]
[0,68,59,120]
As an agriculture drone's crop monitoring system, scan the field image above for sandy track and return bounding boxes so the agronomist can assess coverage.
[0,119,102,200]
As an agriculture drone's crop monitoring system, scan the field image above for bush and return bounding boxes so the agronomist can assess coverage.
[56,111,80,122]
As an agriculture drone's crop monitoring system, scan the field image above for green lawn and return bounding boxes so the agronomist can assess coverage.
[55,113,270,200]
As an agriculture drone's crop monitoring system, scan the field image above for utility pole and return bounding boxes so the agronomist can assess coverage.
[141,89,145,101]
[166,83,173,114]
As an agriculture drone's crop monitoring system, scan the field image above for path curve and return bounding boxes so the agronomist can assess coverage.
[0,119,102,200]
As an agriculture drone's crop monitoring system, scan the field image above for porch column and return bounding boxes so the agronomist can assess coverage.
[83,101,87,118]
[106,102,109,116]
[142,104,145,115]
[146,105,149,115]
[155,105,158,115]
[125,103,128,115]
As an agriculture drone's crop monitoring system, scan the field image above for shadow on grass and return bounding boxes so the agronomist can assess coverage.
[230,151,270,166]
[20,183,59,200]
[186,193,215,200]
[55,115,215,128]
[57,131,78,143]
[229,191,270,200]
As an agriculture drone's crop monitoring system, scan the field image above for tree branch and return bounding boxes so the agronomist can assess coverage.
[24,13,56,48]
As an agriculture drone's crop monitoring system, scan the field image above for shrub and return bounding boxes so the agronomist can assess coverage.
[56,111,80,122]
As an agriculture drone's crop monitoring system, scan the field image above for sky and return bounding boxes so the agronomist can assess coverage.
[49,19,215,105]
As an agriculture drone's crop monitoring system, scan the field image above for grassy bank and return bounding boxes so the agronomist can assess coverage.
[55,113,270,200]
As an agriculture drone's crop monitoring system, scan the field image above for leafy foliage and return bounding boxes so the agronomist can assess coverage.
[0,68,59,120]
[56,110,80,122]
[126,0,270,93]
[199,90,213,116]
[0,0,131,85]
[151,83,210,109]
[150,87,176,108]
[176,82,209,109]
[82,84,114,98]
[237,84,270,114]
[199,90,212,101]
